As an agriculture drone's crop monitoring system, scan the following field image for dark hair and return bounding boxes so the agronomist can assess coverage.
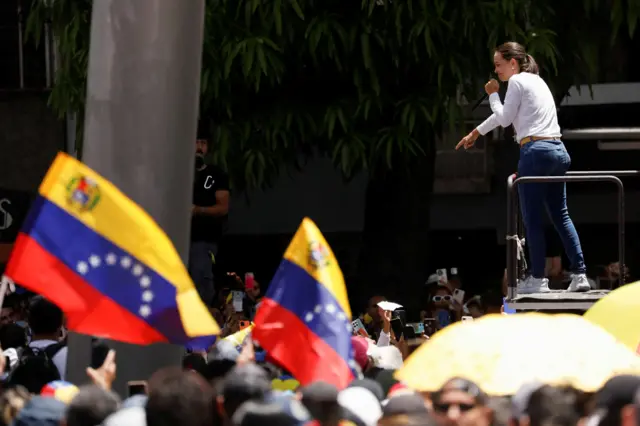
[65,385,121,426]
[27,296,63,335]
[496,42,539,75]
[526,385,581,426]
[222,364,272,418]
[0,324,27,350]
[146,367,215,426]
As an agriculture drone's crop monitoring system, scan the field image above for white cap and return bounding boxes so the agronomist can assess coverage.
[338,387,382,426]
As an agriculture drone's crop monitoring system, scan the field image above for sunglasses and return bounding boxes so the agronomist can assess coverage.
[432,295,453,303]
[432,402,476,413]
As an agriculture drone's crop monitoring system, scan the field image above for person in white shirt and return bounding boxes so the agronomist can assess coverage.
[456,41,589,294]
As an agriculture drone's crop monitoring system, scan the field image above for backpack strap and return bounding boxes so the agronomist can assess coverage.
[44,341,66,359]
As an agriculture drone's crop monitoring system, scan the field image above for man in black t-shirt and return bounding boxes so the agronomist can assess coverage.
[189,138,230,306]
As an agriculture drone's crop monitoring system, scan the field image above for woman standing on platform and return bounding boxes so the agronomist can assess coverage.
[455,42,590,294]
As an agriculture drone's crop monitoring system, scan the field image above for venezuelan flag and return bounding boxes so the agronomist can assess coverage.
[3,153,219,347]
[252,218,354,389]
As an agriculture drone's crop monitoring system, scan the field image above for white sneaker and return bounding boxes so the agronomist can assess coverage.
[566,274,590,292]
[517,276,551,294]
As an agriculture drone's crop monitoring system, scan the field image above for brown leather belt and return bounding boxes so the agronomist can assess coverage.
[520,136,561,146]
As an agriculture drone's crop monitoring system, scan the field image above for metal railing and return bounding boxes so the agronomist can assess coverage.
[506,170,640,300]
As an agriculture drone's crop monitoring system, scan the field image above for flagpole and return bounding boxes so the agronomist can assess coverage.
[65,0,206,395]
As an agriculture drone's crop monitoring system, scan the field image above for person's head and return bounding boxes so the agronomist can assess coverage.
[0,323,27,350]
[182,352,209,378]
[464,297,484,319]
[27,296,63,338]
[587,375,640,426]
[0,386,30,426]
[146,367,215,426]
[218,363,272,420]
[63,385,120,426]
[430,378,491,426]
[493,42,539,82]
[626,386,640,426]
[338,386,383,426]
[487,396,512,426]
[0,307,15,326]
[432,287,453,310]
[7,350,61,393]
[196,138,208,156]
[367,295,386,321]
[246,280,261,301]
[298,381,341,424]
[524,385,581,426]
[379,393,432,426]
[10,395,66,426]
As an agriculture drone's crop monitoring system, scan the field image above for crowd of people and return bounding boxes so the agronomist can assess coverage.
[0,37,638,425]
[0,273,638,426]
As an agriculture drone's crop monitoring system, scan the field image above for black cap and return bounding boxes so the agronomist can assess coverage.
[383,393,429,417]
[222,364,272,402]
[231,401,298,426]
[595,375,640,411]
[197,120,211,141]
[299,381,339,405]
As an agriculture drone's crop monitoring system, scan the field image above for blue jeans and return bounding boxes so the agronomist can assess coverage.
[188,241,217,306]
[517,140,586,278]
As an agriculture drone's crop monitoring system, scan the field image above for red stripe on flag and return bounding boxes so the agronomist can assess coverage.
[253,297,354,389]
[6,234,168,345]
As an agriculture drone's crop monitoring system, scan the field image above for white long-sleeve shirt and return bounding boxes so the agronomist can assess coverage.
[476,72,561,142]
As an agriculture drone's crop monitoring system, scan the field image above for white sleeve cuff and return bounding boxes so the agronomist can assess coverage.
[476,114,498,136]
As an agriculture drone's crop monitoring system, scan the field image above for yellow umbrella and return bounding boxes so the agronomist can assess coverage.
[584,281,640,354]
[395,313,640,395]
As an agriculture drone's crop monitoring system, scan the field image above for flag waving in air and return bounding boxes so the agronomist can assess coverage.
[253,218,354,389]
[3,153,219,347]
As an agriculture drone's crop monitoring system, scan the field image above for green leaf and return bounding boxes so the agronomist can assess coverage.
[274,0,283,35]
[289,0,305,20]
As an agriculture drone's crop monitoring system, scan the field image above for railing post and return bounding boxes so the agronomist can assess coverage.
[506,174,518,299]
[506,173,630,301]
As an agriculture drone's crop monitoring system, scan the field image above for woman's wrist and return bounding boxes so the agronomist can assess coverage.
[471,128,480,139]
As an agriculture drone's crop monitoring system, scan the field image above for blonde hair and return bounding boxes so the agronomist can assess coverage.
[0,386,31,426]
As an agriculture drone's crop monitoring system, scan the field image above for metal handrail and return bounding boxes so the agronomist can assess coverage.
[506,173,627,300]
[563,128,640,140]
[566,170,640,176]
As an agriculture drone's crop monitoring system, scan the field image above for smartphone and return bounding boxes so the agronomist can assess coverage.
[390,317,404,340]
[453,288,465,304]
[407,322,425,335]
[127,381,147,397]
[436,268,448,284]
[239,320,251,330]
[351,319,369,337]
[392,309,407,325]
[423,318,437,336]
[244,272,255,290]
[232,291,244,313]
